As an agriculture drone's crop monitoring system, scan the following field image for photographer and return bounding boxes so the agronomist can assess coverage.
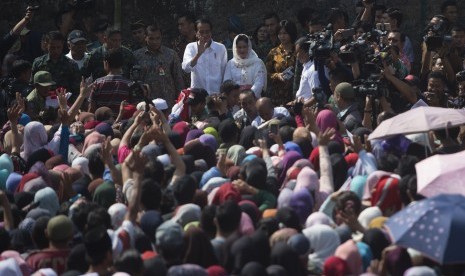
[450,71,465,108]
[421,15,455,84]
[447,26,465,74]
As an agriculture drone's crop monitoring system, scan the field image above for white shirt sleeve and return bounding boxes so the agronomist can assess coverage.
[219,44,228,84]
[224,61,233,82]
[251,60,267,99]
[182,42,196,73]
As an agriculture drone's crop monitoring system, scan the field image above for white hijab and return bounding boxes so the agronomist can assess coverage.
[303,224,341,272]
[232,34,261,68]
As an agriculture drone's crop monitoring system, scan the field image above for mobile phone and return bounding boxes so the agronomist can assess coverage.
[341,28,355,39]
[269,123,278,135]
[376,23,391,32]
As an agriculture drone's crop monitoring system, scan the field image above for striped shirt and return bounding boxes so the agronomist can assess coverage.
[89,74,133,114]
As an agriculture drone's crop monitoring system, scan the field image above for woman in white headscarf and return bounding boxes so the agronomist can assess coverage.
[224,34,267,98]
[303,224,341,275]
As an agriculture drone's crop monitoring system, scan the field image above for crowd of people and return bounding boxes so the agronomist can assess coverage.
[0,0,464,275]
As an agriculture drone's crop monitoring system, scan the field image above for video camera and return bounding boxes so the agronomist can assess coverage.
[423,16,451,51]
[353,74,390,99]
[307,25,334,61]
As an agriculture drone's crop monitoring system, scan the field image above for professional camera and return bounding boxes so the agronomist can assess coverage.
[307,25,334,61]
[423,17,451,51]
[339,38,373,64]
[353,74,389,99]
[25,0,40,11]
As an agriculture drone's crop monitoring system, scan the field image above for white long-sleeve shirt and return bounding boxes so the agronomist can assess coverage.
[223,59,267,98]
[295,60,320,100]
[182,40,227,94]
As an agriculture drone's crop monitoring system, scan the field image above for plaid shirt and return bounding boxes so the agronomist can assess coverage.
[89,74,134,114]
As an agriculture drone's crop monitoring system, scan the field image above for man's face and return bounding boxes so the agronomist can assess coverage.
[36,85,50,97]
[178,17,194,36]
[265,18,279,37]
[132,27,146,44]
[426,77,446,106]
[444,5,458,23]
[226,88,240,108]
[388,32,402,49]
[452,30,465,48]
[381,13,390,24]
[240,93,256,115]
[375,10,384,24]
[105,33,122,49]
[47,39,63,60]
[257,102,273,121]
[196,23,212,44]
[295,44,308,64]
[68,40,87,56]
[146,30,162,52]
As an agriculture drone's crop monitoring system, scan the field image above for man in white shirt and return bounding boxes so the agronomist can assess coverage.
[182,18,227,95]
[66,30,89,70]
[252,97,291,127]
[295,37,319,104]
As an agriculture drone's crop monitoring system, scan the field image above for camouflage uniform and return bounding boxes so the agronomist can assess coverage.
[83,45,136,80]
[31,54,81,97]
[133,46,184,108]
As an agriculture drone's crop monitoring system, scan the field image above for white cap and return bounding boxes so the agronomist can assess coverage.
[153,98,168,111]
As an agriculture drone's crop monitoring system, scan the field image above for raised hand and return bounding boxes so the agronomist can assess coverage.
[318,128,336,146]
[56,87,68,110]
[7,103,22,125]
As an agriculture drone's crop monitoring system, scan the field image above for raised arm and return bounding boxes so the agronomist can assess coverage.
[318,128,336,194]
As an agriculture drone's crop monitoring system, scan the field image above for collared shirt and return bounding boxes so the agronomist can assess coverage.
[133,46,184,107]
[182,40,227,94]
[89,74,134,114]
[251,106,291,127]
[83,45,136,80]
[31,54,81,95]
[66,51,89,70]
[295,60,320,100]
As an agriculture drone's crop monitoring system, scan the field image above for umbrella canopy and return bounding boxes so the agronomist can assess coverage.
[385,194,465,264]
[416,150,465,198]
[368,107,465,140]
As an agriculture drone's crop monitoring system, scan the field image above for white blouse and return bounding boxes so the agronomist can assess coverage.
[223,58,267,99]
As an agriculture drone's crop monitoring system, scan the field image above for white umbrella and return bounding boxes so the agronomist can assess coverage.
[415,150,465,197]
[368,107,465,140]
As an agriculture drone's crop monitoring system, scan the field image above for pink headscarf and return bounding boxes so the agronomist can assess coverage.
[316,110,343,145]
[334,239,363,275]
[21,121,48,161]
